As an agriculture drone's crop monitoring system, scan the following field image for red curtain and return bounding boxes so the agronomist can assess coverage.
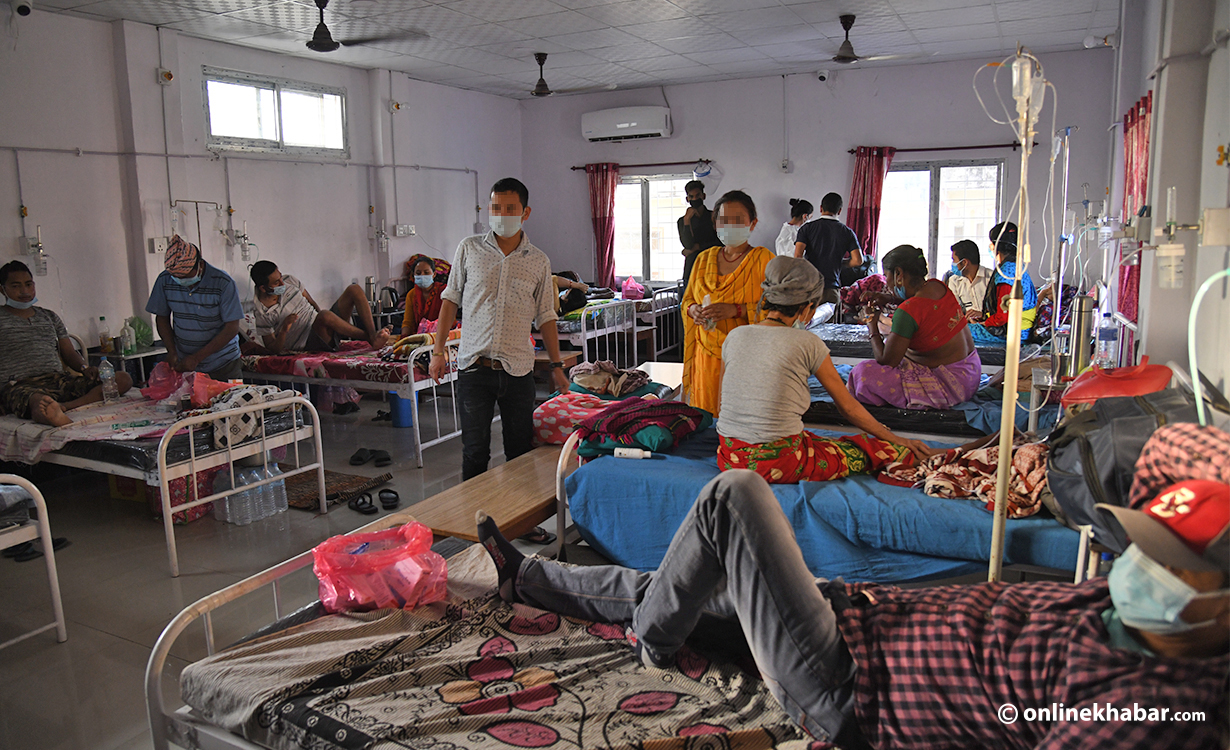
[1118,92,1152,360]
[585,162,620,288]
[846,146,897,263]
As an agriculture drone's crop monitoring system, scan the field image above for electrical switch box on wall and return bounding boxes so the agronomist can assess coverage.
[149,236,169,254]
[395,224,415,237]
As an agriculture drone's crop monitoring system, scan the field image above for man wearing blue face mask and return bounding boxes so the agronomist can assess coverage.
[146,235,245,380]
[428,178,571,487]
[249,260,391,353]
[0,260,133,426]
[946,239,993,316]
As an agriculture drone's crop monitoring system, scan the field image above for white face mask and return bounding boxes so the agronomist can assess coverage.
[718,225,752,248]
[4,296,37,310]
[490,214,523,238]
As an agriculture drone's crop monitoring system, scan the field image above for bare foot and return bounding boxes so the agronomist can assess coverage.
[370,327,394,349]
[31,396,72,428]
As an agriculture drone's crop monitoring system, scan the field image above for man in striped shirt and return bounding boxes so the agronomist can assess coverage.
[145,237,244,381]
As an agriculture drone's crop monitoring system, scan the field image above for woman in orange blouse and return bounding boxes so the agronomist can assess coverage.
[401,256,444,337]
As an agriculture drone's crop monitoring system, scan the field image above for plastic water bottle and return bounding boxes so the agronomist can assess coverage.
[230,469,256,526]
[98,316,113,353]
[255,467,276,521]
[1095,313,1119,369]
[99,358,120,404]
[212,471,232,523]
[267,463,288,513]
[120,321,136,355]
[700,294,716,331]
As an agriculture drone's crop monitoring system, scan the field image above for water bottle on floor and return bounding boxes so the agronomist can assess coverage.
[254,466,276,521]
[99,357,120,404]
[212,470,232,523]
[1095,313,1119,369]
[267,463,288,513]
[230,469,256,526]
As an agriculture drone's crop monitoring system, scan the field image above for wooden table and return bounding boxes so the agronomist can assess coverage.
[410,445,563,542]
[534,350,583,370]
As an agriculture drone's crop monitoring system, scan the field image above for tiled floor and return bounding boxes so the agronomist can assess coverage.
[0,397,554,750]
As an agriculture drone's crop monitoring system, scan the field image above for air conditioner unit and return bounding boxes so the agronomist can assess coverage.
[581,106,672,142]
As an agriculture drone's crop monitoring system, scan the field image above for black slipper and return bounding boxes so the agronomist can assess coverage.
[371,410,391,422]
[350,448,374,466]
[348,493,378,515]
[333,401,360,415]
[371,450,392,468]
[378,489,400,510]
[519,526,557,545]
[14,546,42,562]
[3,542,33,559]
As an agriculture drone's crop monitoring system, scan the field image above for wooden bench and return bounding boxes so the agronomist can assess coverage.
[410,445,563,542]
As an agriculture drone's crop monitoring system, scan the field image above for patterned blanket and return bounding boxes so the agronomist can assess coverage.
[242,341,421,385]
[181,546,809,750]
[0,394,179,463]
[878,440,1051,519]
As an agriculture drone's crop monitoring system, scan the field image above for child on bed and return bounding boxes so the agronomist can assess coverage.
[476,475,1229,750]
[715,256,933,483]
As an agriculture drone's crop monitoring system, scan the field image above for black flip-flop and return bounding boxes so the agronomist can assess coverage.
[378,489,400,510]
[3,542,33,559]
[371,450,392,468]
[333,401,360,415]
[348,493,378,515]
[2,537,66,561]
[371,410,391,422]
[519,526,557,545]
[350,448,374,466]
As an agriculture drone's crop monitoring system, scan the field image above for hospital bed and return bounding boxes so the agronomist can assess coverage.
[633,285,683,361]
[146,516,808,750]
[812,323,1009,368]
[539,299,638,369]
[241,339,461,468]
[0,475,67,650]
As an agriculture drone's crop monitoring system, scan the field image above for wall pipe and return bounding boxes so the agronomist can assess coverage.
[13,151,27,238]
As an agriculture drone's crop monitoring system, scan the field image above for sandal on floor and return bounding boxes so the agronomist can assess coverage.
[371,450,392,468]
[348,493,378,515]
[350,448,374,466]
[378,488,400,510]
[333,401,360,415]
[519,526,557,545]
[3,542,33,559]
[372,410,392,422]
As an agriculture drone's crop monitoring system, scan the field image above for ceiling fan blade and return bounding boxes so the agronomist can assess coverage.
[550,83,619,94]
[340,29,429,46]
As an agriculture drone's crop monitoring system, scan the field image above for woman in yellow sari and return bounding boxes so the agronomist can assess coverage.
[681,190,773,415]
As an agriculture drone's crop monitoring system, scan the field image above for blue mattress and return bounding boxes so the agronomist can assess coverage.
[565,427,1078,583]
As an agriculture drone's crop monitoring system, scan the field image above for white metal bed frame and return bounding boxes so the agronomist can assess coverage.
[240,340,462,469]
[40,394,326,578]
[635,286,682,361]
[0,475,67,650]
[540,300,638,370]
[145,511,416,750]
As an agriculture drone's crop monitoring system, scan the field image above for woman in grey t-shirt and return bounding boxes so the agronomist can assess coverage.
[717,257,934,483]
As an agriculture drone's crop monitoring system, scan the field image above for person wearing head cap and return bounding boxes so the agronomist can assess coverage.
[145,235,245,380]
[846,244,982,410]
[715,256,935,483]
[471,469,1228,750]
[966,221,1038,344]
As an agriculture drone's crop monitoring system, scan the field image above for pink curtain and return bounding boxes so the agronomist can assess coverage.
[586,162,620,288]
[1118,92,1151,361]
[846,146,897,263]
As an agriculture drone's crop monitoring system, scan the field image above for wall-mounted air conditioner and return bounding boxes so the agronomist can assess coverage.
[581,106,672,142]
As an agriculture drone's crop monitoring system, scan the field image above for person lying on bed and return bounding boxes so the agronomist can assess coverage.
[967,221,1038,344]
[0,260,132,427]
[250,261,392,354]
[476,475,1229,750]
[716,256,934,483]
[846,244,982,410]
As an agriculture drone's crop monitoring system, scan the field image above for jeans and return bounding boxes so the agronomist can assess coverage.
[457,364,536,480]
[516,470,861,745]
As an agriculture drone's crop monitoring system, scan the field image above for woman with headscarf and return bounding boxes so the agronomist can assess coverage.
[681,190,774,416]
[967,221,1038,344]
[846,244,981,410]
[716,256,934,483]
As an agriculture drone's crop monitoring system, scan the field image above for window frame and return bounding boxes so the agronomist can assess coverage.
[883,158,1006,276]
[202,66,350,159]
[615,173,692,286]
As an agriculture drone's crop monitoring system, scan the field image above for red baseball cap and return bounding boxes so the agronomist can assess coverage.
[1098,479,1229,573]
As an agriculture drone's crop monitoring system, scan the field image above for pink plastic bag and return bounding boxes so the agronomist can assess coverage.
[312,522,448,613]
[191,373,235,407]
[621,275,646,300]
[140,361,183,401]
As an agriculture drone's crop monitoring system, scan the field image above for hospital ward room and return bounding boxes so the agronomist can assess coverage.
[2,0,1229,748]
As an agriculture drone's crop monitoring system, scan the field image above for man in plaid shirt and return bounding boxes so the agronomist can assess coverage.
[477,472,1228,749]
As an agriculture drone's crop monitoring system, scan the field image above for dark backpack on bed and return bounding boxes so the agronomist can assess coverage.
[1046,389,1198,552]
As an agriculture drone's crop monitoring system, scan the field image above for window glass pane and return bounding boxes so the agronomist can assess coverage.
[646,178,690,282]
[613,181,643,279]
[938,164,1000,268]
[877,170,932,270]
[280,90,345,149]
[206,80,277,140]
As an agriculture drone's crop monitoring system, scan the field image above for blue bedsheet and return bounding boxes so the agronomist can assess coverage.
[566,427,1078,583]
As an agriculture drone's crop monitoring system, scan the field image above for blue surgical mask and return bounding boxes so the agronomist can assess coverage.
[270,285,286,297]
[414,274,434,289]
[490,214,523,238]
[173,274,202,287]
[951,261,963,276]
[4,296,37,310]
[893,286,908,299]
[1107,544,1224,634]
[717,225,752,248]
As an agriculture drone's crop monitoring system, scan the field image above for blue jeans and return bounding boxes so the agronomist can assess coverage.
[515,470,861,745]
[457,364,536,480]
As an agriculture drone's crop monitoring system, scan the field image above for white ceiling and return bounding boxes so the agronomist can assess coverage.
[46,0,1120,98]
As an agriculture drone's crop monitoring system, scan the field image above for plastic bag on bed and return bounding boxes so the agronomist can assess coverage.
[312,522,448,613]
[141,361,183,401]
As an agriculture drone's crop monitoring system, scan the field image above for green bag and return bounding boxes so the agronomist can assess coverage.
[128,316,154,347]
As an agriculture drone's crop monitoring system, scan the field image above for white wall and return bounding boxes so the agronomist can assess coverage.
[0,10,521,344]
[1194,0,1228,392]
[520,48,1115,284]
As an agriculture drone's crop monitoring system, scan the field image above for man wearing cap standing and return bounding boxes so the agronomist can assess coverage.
[474,471,1228,750]
[146,236,244,381]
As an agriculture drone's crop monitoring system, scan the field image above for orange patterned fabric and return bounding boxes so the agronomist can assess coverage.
[681,245,773,416]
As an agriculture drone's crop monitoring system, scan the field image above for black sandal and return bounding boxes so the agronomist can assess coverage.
[378,489,400,510]
[349,448,374,466]
[348,493,378,515]
[519,526,557,545]
[371,450,392,468]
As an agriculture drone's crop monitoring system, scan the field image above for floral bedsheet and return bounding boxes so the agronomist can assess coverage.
[242,342,420,386]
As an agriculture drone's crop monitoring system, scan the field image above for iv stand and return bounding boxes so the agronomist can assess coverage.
[1051,127,1074,378]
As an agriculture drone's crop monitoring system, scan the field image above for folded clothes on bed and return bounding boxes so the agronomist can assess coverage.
[575,398,712,457]
[568,360,650,397]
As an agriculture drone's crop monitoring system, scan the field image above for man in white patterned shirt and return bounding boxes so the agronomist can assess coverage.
[429,178,571,480]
